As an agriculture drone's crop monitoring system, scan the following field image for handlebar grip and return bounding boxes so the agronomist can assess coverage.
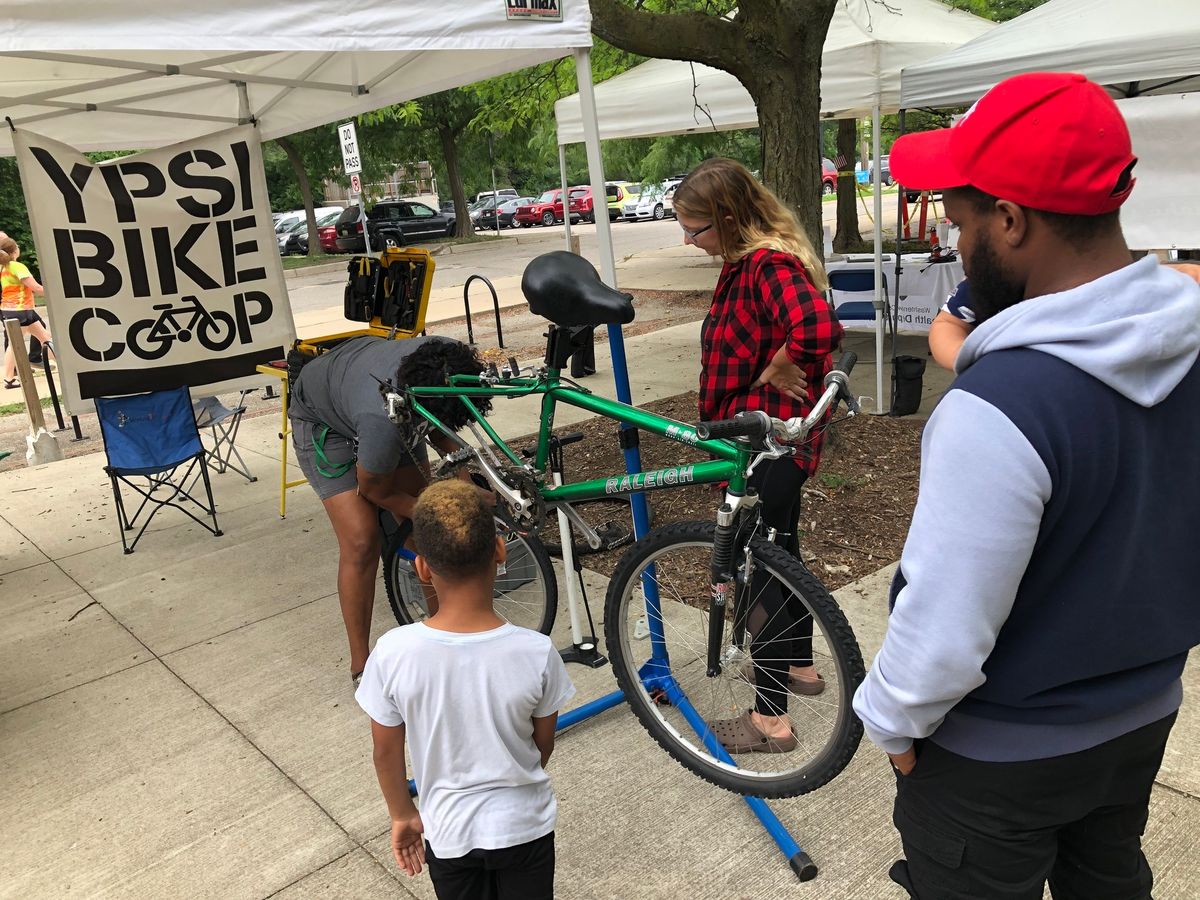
[833,351,857,375]
[696,411,772,441]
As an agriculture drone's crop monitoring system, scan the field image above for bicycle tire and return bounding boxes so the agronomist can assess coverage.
[603,520,864,798]
[381,515,558,634]
[198,310,237,351]
[126,319,171,360]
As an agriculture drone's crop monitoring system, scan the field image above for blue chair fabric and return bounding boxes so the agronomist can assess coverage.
[95,386,222,554]
[828,268,889,322]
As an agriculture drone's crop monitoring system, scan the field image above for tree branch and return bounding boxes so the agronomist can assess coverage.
[589,0,747,77]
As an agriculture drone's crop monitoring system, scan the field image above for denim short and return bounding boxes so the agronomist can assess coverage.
[291,418,427,501]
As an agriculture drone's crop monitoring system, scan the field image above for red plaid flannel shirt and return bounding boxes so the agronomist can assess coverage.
[699,248,843,474]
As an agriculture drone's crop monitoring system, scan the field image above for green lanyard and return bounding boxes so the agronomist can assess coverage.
[312,424,356,478]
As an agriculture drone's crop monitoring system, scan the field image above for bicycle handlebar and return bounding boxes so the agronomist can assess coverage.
[696,352,860,447]
[695,410,772,441]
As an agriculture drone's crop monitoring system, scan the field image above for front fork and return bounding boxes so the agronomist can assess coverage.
[706,491,761,677]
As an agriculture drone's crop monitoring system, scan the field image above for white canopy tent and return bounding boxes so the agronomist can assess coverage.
[553,0,994,411]
[554,0,993,143]
[0,1,636,369]
[900,0,1200,252]
[900,0,1200,108]
[0,3,593,156]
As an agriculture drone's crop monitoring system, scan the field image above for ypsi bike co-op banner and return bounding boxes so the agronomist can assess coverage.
[14,126,295,409]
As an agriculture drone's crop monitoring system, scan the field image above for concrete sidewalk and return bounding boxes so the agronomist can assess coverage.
[3,315,1199,899]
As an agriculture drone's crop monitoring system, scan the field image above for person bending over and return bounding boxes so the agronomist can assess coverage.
[288,335,491,684]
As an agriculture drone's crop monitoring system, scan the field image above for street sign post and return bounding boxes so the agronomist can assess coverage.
[339,121,371,254]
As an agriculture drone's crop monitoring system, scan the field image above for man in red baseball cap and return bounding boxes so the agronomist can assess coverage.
[853,72,1200,899]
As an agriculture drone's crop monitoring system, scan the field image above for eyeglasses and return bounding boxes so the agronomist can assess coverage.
[680,222,713,240]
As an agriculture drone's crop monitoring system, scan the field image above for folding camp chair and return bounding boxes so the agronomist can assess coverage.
[192,391,256,482]
[95,386,223,554]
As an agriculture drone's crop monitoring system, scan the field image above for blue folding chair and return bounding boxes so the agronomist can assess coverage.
[827,267,889,323]
[95,386,223,554]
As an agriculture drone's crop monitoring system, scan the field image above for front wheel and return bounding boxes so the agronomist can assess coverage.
[652,204,664,220]
[541,211,555,227]
[603,521,864,798]
[382,514,558,634]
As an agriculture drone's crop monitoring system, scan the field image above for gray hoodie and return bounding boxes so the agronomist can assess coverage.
[853,256,1200,760]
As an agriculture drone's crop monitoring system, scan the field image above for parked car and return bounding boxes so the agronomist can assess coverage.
[474,188,519,204]
[317,210,344,253]
[513,189,578,227]
[274,205,344,238]
[624,184,674,222]
[281,210,344,255]
[869,155,892,186]
[469,196,501,226]
[567,185,597,223]
[822,157,838,194]
[478,196,536,229]
[334,199,455,252]
[607,182,642,221]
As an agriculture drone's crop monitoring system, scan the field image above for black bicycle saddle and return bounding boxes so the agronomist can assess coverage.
[521,251,636,327]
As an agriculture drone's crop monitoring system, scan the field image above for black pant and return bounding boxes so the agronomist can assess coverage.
[426,831,555,900]
[890,713,1177,900]
[746,458,810,716]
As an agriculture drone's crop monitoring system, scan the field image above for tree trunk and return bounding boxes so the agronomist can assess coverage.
[588,0,839,252]
[833,118,862,253]
[438,123,473,238]
[276,136,319,257]
[739,22,829,253]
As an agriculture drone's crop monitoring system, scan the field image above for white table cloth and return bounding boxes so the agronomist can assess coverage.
[825,253,965,334]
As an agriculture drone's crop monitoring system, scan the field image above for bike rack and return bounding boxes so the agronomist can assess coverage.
[462,273,504,348]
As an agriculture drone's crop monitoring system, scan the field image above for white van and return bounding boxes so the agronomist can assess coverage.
[474,188,519,204]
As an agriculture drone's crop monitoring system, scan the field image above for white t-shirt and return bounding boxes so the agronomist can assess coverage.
[356,622,576,858]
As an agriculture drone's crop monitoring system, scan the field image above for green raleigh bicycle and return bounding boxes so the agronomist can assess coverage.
[381,251,866,798]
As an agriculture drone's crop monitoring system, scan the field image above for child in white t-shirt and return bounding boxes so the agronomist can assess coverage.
[356,479,575,900]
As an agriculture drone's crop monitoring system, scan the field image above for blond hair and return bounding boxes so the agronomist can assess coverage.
[672,157,829,291]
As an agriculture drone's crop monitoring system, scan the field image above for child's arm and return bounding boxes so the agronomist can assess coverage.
[21,275,44,296]
[928,311,970,371]
[369,719,426,877]
[532,713,558,768]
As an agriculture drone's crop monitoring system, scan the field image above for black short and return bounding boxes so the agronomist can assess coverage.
[425,831,555,900]
[0,309,40,327]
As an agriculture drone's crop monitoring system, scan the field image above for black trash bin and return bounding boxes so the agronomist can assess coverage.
[890,355,927,417]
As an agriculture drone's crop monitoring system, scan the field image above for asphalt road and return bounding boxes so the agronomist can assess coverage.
[284,201,852,318]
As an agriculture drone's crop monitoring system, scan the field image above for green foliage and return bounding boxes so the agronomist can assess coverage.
[945,0,1047,22]
[0,158,36,273]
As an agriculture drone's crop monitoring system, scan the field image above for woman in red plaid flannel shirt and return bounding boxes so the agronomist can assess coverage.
[673,158,843,753]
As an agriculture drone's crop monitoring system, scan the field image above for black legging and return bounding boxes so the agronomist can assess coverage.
[746,457,812,717]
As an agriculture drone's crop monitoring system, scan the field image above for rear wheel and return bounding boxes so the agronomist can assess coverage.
[382,514,558,634]
[603,521,864,798]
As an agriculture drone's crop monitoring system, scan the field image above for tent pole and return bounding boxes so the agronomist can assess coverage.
[872,103,885,414]
[559,143,572,250]
[893,109,906,376]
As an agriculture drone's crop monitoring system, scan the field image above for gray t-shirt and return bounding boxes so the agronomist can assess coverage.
[289,335,449,474]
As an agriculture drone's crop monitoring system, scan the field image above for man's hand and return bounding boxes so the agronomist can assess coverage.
[888,747,917,776]
[391,812,426,876]
[753,346,808,401]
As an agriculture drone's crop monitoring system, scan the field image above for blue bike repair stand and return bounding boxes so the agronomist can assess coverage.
[552,324,818,882]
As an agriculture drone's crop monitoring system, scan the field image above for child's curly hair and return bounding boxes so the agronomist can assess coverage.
[412,479,497,581]
[397,339,493,430]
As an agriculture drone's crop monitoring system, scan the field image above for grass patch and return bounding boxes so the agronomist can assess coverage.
[819,472,850,490]
[0,395,55,417]
[280,253,345,270]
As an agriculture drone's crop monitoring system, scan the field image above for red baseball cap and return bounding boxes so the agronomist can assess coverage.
[890,72,1137,215]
